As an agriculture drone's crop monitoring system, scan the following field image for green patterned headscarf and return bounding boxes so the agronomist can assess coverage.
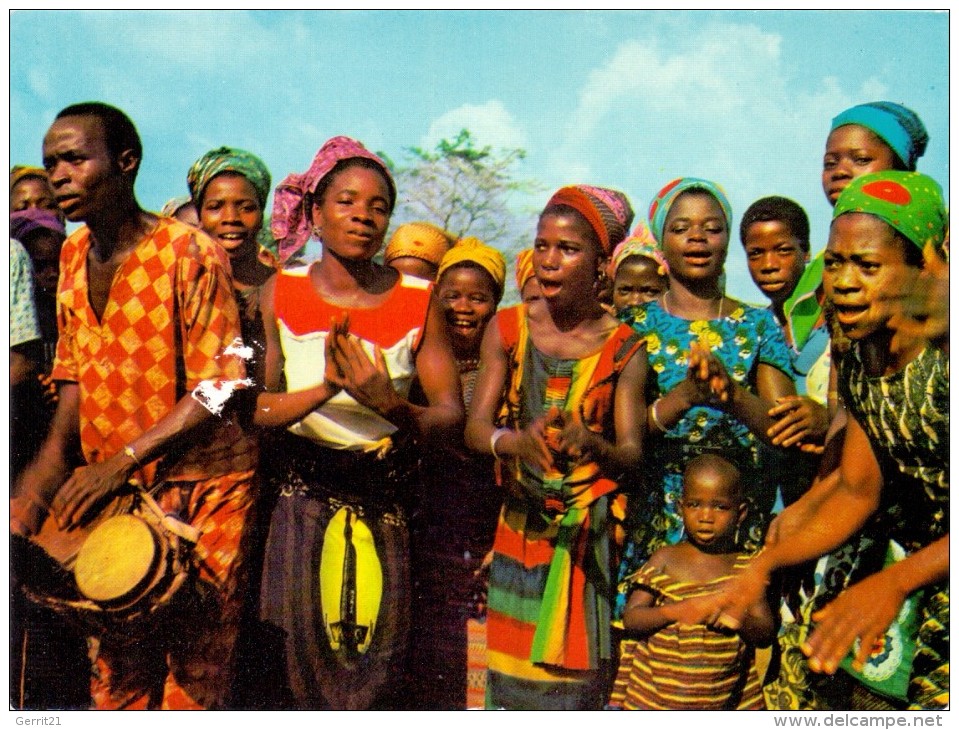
[187,146,272,209]
[833,170,946,252]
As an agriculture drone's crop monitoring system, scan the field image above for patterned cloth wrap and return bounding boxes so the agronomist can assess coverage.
[384,221,454,267]
[271,136,395,265]
[514,248,535,293]
[187,145,272,209]
[832,170,947,253]
[608,220,668,280]
[437,236,506,299]
[648,177,733,244]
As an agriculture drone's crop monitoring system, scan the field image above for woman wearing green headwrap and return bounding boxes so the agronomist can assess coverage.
[189,146,274,302]
[186,146,277,706]
[712,171,948,711]
[763,105,937,711]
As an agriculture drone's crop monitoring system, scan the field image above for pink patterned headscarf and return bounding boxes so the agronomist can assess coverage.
[608,220,669,279]
[271,136,395,264]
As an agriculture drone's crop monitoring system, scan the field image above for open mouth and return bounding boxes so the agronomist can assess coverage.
[833,303,868,325]
[538,279,562,296]
[217,232,249,245]
[450,317,478,332]
[683,251,712,266]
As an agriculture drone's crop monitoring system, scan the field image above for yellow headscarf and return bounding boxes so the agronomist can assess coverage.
[437,236,507,301]
[10,165,49,192]
[384,221,455,266]
[514,248,535,292]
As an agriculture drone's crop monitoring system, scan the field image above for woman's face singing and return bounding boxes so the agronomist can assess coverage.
[199,173,263,256]
[659,191,728,286]
[824,212,921,342]
[532,212,604,306]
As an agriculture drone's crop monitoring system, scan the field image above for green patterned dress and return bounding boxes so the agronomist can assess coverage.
[765,343,948,710]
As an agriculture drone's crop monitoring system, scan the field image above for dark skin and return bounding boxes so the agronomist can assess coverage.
[707,218,947,675]
[651,192,795,443]
[11,114,222,535]
[623,456,774,648]
[255,162,463,441]
[465,212,645,502]
[741,219,830,450]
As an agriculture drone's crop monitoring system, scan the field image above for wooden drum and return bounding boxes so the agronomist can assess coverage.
[18,488,199,639]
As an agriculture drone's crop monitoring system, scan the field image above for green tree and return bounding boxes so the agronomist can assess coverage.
[392,129,541,249]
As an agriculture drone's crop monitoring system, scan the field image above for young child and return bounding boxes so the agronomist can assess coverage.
[611,454,775,710]
[609,221,669,313]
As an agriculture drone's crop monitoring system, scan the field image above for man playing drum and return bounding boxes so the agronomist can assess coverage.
[11,102,257,710]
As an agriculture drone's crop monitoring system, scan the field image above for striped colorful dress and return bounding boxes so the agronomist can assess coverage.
[485,305,644,710]
[610,555,765,710]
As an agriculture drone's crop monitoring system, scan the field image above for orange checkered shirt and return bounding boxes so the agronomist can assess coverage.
[51,217,256,484]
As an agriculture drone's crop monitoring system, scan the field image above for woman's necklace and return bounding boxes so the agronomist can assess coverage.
[457,355,480,373]
[662,290,724,320]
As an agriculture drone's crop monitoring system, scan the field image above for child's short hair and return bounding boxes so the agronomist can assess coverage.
[739,196,810,252]
[683,453,744,501]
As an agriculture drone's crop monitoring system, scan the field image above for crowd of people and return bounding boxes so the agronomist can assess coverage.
[9,99,948,712]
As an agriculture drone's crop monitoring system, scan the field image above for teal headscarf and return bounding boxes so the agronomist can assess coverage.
[830,102,928,172]
[187,146,272,209]
[833,170,946,252]
[648,177,733,244]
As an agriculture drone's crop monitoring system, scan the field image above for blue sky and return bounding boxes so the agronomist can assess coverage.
[8,9,950,304]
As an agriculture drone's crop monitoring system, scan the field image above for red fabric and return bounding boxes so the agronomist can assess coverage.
[274,268,432,350]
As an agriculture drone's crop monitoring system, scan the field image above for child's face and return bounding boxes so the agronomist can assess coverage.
[679,471,744,550]
[824,213,921,342]
[521,277,543,305]
[742,220,808,308]
[612,257,667,311]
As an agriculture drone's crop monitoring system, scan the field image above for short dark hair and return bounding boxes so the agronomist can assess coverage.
[740,196,810,251]
[55,102,142,174]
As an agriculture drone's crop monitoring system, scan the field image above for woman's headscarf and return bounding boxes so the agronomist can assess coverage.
[648,177,733,244]
[10,208,66,242]
[271,136,395,265]
[384,221,454,267]
[10,165,48,192]
[833,170,946,253]
[437,236,507,302]
[515,248,536,292]
[187,146,272,209]
[544,185,634,254]
[608,220,668,279]
[830,101,929,171]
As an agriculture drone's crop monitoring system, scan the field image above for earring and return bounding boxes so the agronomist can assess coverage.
[594,268,610,293]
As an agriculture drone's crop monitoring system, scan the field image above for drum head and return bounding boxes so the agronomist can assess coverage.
[75,514,160,604]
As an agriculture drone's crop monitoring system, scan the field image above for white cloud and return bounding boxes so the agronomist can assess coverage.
[421,100,527,151]
[548,22,888,187]
[544,20,896,302]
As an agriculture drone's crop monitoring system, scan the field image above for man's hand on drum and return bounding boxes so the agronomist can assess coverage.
[52,458,133,530]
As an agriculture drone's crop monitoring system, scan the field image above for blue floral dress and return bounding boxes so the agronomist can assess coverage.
[615,299,793,613]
